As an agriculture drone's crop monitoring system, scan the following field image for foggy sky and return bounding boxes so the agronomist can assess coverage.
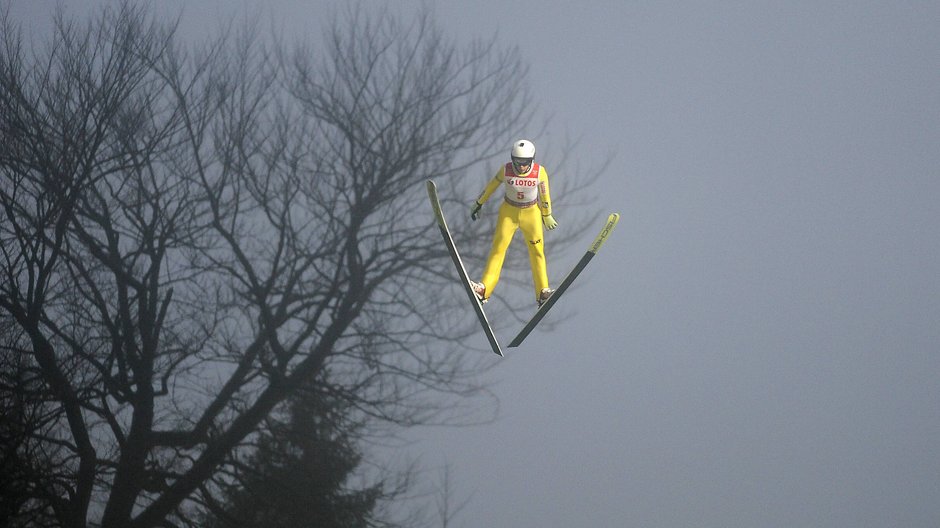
[8,1,939,526]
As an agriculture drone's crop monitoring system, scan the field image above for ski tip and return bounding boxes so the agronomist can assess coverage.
[589,213,620,254]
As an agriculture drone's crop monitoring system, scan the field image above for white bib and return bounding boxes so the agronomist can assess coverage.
[503,163,540,207]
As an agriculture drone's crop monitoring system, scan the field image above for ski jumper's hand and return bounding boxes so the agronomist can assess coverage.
[542,214,558,230]
[470,201,483,221]
[472,175,502,221]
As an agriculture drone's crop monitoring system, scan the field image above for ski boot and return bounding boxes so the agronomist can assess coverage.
[470,281,487,304]
[538,288,554,308]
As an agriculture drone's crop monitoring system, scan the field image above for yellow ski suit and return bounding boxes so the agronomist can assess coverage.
[475,162,554,302]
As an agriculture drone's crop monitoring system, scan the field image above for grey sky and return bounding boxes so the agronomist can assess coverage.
[9,1,939,526]
[423,3,940,527]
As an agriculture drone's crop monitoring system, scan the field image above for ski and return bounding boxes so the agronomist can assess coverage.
[426,180,503,356]
[508,213,620,348]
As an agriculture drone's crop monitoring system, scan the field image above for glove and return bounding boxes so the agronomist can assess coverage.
[470,201,483,221]
[542,214,558,230]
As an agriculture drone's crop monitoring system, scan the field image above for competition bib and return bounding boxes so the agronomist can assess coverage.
[503,162,541,207]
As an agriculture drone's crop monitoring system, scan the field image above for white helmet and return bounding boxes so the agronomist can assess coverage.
[511,139,536,173]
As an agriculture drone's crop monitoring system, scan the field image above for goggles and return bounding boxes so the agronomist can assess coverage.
[511,157,533,170]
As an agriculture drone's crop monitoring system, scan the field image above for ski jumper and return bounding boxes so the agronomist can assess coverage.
[475,162,554,301]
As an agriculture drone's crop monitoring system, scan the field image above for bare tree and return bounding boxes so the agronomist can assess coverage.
[1,2,600,527]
